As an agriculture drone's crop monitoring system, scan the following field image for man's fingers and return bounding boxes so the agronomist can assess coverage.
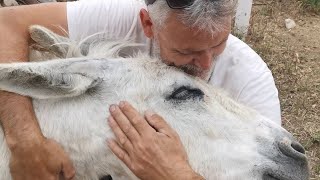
[107,139,132,168]
[60,149,76,180]
[61,162,75,180]
[145,111,175,136]
[109,104,140,142]
[119,101,153,134]
[108,116,133,151]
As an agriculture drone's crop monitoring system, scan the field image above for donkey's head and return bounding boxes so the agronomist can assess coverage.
[0,26,309,180]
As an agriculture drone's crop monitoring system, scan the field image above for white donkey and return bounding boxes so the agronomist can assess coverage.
[0,26,309,180]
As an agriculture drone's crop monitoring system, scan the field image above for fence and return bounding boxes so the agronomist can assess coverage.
[234,0,253,38]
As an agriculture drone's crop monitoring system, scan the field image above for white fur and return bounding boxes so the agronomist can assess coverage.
[0,26,309,180]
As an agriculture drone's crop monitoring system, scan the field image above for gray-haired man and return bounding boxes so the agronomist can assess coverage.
[0,0,280,179]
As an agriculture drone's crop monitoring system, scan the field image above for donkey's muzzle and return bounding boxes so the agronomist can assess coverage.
[262,137,309,180]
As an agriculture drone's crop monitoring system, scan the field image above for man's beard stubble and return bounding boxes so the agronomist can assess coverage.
[151,40,214,81]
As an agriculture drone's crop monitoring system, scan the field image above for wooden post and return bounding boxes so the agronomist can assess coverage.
[234,0,253,38]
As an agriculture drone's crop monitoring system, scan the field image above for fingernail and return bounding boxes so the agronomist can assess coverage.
[119,101,126,108]
[110,105,116,112]
[145,110,155,117]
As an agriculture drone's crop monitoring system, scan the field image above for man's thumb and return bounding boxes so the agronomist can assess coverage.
[61,152,76,180]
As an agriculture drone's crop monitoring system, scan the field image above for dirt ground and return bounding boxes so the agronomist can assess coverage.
[244,0,320,179]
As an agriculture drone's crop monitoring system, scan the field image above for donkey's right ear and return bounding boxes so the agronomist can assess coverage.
[29,25,70,58]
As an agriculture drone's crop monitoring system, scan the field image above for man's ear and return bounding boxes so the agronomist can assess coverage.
[139,9,154,38]
[0,58,105,99]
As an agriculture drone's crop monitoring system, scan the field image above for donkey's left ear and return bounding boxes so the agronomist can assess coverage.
[0,58,105,99]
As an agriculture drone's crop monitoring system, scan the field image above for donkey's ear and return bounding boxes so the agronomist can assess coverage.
[0,59,105,99]
[29,25,70,58]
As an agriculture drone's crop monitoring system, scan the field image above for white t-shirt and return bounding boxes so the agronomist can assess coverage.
[67,0,281,125]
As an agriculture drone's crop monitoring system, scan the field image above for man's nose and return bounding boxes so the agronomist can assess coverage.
[193,51,213,70]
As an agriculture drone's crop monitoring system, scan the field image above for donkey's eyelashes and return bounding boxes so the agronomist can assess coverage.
[166,85,204,102]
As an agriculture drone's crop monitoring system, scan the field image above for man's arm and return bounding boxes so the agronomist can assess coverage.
[0,3,75,179]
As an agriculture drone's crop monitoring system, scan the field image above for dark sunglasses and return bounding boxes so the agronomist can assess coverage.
[145,0,194,9]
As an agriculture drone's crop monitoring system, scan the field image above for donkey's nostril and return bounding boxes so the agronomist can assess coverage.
[278,138,307,161]
[291,141,305,154]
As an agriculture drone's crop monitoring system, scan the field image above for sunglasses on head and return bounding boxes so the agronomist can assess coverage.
[145,0,194,9]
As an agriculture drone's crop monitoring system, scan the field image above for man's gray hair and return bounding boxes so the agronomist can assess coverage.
[147,0,237,33]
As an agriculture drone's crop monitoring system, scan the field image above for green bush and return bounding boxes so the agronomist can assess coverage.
[305,0,320,6]
[302,0,320,13]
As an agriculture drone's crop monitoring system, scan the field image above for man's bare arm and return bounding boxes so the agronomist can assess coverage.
[0,3,75,179]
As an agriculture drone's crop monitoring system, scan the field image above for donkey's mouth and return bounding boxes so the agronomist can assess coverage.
[262,169,308,180]
[263,173,281,180]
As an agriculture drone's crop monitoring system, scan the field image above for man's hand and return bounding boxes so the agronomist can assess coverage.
[107,101,204,180]
[9,136,75,180]
[0,92,75,180]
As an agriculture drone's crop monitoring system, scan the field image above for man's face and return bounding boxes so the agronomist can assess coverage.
[151,14,231,80]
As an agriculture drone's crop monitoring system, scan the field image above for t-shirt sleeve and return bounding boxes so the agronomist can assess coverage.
[237,70,282,125]
[210,35,282,125]
[66,0,145,42]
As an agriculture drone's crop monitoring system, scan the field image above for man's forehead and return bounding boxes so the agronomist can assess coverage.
[168,30,229,51]
[163,17,230,43]
[178,36,229,51]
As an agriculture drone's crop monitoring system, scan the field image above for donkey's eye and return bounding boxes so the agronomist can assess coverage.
[166,86,204,101]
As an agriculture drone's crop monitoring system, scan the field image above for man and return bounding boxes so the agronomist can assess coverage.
[0,0,281,179]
